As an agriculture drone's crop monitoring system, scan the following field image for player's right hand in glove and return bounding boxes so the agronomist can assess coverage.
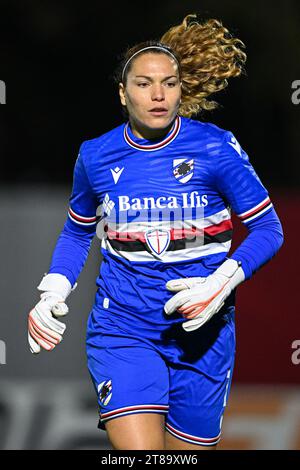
[28,273,76,354]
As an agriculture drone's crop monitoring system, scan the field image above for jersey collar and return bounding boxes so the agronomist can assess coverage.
[124,116,181,152]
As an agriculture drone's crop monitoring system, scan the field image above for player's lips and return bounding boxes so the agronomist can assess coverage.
[149,107,168,116]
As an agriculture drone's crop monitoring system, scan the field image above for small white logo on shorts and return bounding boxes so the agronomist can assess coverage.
[103,297,110,309]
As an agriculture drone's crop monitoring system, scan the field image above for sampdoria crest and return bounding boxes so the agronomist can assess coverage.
[98,379,113,406]
[173,158,194,183]
[145,228,170,257]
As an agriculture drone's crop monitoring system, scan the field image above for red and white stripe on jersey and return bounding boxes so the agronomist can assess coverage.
[124,116,181,151]
[237,196,273,224]
[103,238,232,263]
[105,207,232,239]
[101,207,233,263]
[165,422,221,446]
[68,207,98,226]
[100,404,169,423]
[106,219,232,243]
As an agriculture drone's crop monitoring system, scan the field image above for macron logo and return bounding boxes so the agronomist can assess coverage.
[111,166,124,184]
[228,136,242,156]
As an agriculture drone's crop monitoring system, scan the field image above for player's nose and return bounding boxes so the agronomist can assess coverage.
[151,84,165,101]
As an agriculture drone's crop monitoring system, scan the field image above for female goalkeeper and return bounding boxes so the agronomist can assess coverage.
[27,14,284,450]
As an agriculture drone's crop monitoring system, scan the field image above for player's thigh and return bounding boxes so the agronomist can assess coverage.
[86,322,170,448]
[165,431,217,450]
[164,313,235,449]
[106,413,165,450]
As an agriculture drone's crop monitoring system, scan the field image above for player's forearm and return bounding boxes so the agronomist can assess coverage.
[230,207,284,280]
[48,222,96,287]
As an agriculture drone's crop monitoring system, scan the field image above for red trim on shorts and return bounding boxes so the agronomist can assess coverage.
[165,422,221,446]
[101,404,169,421]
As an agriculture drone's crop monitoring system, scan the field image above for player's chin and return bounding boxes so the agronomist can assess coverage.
[144,113,173,129]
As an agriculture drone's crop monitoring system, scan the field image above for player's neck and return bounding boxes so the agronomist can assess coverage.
[129,118,173,141]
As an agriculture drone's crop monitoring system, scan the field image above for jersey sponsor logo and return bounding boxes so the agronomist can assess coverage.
[145,228,170,257]
[98,379,112,406]
[228,136,242,156]
[103,193,115,216]
[173,158,194,183]
[117,191,208,212]
[110,166,124,184]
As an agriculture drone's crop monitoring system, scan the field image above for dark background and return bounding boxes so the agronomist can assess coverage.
[1,0,299,186]
[0,0,300,450]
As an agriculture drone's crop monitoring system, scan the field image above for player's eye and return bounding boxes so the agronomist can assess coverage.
[165,81,177,87]
[137,82,150,87]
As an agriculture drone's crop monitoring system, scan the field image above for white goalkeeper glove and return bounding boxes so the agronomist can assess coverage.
[28,273,76,354]
[164,259,245,332]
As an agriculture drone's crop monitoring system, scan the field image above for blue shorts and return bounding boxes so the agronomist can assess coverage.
[86,302,236,447]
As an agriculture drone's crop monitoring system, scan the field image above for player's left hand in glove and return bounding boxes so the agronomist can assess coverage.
[28,273,76,354]
[164,259,245,332]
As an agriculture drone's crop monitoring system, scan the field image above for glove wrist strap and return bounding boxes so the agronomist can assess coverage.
[37,273,75,300]
[215,259,245,290]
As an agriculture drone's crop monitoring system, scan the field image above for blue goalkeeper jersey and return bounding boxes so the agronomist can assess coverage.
[49,116,282,336]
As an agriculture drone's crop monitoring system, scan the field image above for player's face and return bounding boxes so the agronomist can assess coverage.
[119,53,181,138]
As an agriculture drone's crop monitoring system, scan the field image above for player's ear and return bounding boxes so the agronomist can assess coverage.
[119,82,126,106]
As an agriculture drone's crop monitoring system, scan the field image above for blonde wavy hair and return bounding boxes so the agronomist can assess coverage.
[114,13,247,118]
[161,13,247,117]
